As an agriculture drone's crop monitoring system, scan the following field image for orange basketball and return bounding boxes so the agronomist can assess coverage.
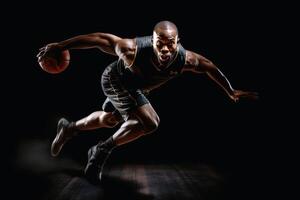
[39,50,70,74]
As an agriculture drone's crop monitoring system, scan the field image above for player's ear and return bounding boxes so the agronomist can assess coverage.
[177,37,180,43]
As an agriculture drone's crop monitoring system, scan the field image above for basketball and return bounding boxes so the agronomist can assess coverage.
[39,50,70,74]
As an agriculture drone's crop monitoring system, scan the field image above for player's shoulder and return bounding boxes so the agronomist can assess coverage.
[184,50,198,65]
[116,38,137,52]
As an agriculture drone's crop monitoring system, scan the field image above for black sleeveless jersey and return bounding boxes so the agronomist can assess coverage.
[117,36,186,92]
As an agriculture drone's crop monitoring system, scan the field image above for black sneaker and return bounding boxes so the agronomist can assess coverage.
[84,142,111,183]
[51,118,77,157]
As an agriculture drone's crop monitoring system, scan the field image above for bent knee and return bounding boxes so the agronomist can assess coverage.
[143,117,160,134]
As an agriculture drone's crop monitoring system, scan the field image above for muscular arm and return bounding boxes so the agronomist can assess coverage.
[52,33,122,55]
[38,33,137,65]
[183,50,258,102]
[183,50,236,99]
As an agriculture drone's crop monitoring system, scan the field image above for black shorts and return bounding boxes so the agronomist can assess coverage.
[101,61,149,121]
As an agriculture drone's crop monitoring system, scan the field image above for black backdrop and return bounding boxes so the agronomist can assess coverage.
[4,1,273,199]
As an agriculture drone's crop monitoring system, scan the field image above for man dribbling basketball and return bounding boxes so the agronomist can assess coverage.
[37,21,258,183]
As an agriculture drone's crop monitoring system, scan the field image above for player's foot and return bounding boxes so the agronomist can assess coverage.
[51,118,77,157]
[84,142,111,183]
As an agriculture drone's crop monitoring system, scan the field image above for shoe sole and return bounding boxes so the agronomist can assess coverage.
[51,119,67,157]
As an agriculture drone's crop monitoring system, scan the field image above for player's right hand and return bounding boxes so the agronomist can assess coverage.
[230,89,259,102]
[37,43,62,62]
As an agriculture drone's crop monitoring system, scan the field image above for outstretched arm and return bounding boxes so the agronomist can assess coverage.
[183,50,258,102]
[37,32,124,61]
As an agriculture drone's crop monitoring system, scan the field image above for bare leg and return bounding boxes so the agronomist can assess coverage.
[84,103,160,182]
[75,111,122,130]
[112,119,144,145]
[113,103,160,146]
[51,111,122,157]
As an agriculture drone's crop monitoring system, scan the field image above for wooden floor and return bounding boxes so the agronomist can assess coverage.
[39,163,225,200]
[11,141,252,200]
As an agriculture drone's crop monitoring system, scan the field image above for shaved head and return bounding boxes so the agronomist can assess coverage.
[154,21,178,35]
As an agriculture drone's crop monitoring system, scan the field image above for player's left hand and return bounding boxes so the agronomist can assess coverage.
[230,90,259,102]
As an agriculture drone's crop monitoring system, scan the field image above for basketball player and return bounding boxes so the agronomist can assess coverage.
[37,21,258,183]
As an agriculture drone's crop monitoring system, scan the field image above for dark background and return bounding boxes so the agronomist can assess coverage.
[4,1,280,199]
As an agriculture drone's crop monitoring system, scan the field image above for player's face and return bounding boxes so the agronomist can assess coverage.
[153,30,178,64]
